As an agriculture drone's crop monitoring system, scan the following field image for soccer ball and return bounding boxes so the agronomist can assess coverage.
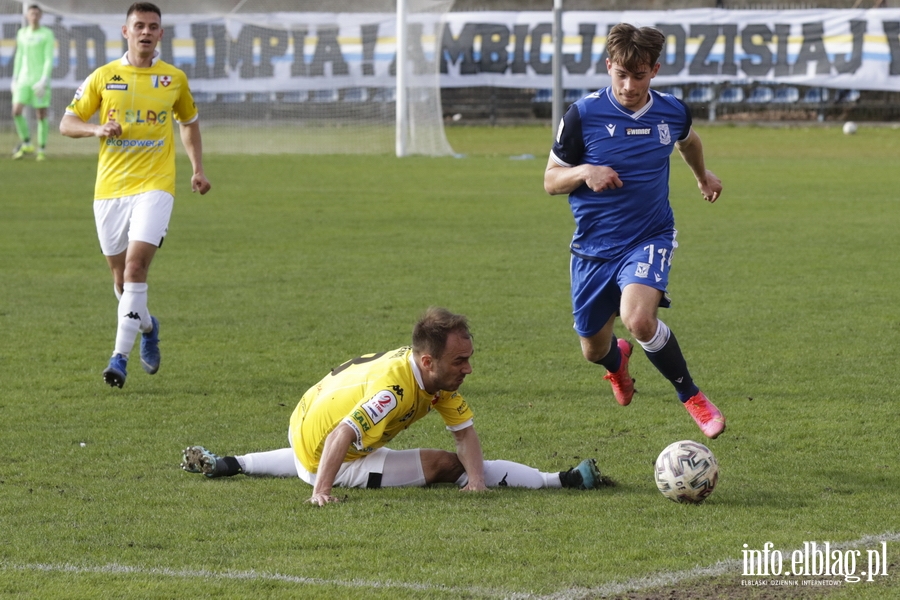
[654,440,719,504]
[842,121,858,135]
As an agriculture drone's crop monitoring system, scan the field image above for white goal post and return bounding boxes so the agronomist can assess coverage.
[1,0,455,156]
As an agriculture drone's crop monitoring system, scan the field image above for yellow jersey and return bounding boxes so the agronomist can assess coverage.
[65,53,198,200]
[290,346,474,473]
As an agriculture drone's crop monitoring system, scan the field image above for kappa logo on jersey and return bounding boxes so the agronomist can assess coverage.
[626,127,652,136]
[658,123,672,145]
[634,263,650,278]
[605,124,616,137]
[110,75,124,82]
[362,390,397,424]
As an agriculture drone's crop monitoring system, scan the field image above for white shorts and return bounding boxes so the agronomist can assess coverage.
[291,440,426,489]
[93,191,174,256]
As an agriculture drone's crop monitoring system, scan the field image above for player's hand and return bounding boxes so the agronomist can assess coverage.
[32,79,47,98]
[583,165,623,194]
[460,481,491,493]
[97,121,122,138]
[191,173,211,195]
[697,169,722,203]
[309,492,342,506]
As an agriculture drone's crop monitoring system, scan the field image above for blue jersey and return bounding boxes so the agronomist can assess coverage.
[550,87,692,261]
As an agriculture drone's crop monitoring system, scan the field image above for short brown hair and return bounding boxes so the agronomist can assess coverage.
[126,2,161,19]
[605,23,666,72]
[412,307,471,359]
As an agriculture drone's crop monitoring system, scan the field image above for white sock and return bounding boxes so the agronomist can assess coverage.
[114,284,122,301]
[457,460,561,489]
[638,319,670,353]
[237,448,298,477]
[113,282,151,357]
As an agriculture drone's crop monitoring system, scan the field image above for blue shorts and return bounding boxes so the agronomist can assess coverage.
[570,233,677,337]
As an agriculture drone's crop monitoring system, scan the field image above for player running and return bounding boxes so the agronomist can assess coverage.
[543,23,726,439]
[60,2,211,388]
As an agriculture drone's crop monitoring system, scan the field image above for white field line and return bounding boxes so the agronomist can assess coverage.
[541,531,900,600]
[2,532,897,600]
[0,562,531,599]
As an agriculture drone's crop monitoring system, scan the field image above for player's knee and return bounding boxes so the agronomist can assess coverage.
[620,310,657,342]
[423,450,465,484]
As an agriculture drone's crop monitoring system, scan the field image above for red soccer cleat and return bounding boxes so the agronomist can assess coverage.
[603,338,635,406]
[684,391,726,439]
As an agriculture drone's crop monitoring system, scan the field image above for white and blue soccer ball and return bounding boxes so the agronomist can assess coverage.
[654,440,719,504]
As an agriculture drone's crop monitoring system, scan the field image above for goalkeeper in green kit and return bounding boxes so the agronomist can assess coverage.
[11,4,55,161]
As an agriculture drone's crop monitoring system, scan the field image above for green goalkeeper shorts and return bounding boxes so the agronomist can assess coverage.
[12,82,51,109]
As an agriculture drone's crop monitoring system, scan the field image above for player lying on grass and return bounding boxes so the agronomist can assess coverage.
[182,307,609,505]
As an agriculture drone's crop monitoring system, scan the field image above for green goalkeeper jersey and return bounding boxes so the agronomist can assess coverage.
[13,25,55,86]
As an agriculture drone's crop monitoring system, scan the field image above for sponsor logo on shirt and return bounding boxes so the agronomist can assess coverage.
[626,127,652,135]
[104,138,165,148]
[105,109,169,124]
[106,83,128,91]
[362,390,397,424]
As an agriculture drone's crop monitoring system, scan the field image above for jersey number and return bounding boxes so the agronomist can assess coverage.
[330,352,388,376]
[644,244,673,272]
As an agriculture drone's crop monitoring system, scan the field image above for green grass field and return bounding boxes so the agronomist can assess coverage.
[1,124,898,599]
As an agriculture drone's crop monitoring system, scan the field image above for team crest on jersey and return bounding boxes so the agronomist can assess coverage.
[362,390,397,424]
[635,262,650,278]
[658,123,672,145]
[151,75,172,88]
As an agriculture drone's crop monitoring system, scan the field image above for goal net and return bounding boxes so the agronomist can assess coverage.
[0,0,455,156]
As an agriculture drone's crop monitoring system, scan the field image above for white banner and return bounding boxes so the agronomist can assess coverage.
[2,9,899,91]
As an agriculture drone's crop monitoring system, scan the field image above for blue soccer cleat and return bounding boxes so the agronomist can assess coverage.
[140,316,160,374]
[103,353,128,388]
[560,458,604,490]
